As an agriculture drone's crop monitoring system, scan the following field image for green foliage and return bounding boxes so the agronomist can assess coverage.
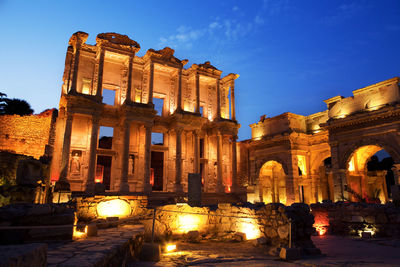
[0,91,34,116]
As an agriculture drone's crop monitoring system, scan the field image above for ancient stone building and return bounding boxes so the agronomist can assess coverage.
[50,32,241,194]
[239,77,400,205]
[0,109,57,159]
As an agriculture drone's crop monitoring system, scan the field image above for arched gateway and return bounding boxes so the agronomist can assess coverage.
[239,77,400,204]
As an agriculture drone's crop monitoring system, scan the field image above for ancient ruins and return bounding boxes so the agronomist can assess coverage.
[49,32,241,195]
[240,77,400,205]
[1,31,399,207]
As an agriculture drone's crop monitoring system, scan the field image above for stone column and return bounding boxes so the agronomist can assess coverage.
[333,169,348,202]
[148,62,154,104]
[125,55,134,104]
[230,82,236,121]
[69,39,84,94]
[58,112,73,190]
[96,48,105,98]
[311,174,319,203]
[119,120,131,192]
[174,128,183,192]
[231,135,238,193]
[216,132,224,193]
[143,124,152,193]
[216,79,221,119]
[177,68,182,112]
[193,130,200,173]
[392,164,400,186]
[195,72,200,113]
[85,116,100,193]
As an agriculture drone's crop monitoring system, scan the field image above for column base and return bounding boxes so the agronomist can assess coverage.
[143,183,153,194]
[174,183,183,193]
[119,182,130,193]
[54,180,71,192]
[216,184,225,193]
[85,182,95,194]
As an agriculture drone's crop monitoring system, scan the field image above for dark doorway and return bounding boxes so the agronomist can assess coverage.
[151,151,164,191]
[200,163,205,191]
[96,155,112,190]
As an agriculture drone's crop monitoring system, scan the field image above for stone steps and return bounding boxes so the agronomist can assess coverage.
[47,224,144,267]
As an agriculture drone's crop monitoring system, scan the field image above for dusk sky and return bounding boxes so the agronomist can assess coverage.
[0,0,399,140]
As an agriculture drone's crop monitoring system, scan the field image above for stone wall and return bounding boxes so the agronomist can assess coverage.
[0,203,75,244]
[75,195,148,222]
[141,203,317,253]
[311,202,400,237]
[0,109,57,159]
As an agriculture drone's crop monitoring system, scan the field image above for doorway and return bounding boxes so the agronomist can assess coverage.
[96,155,112,190]
[151,151,164,191]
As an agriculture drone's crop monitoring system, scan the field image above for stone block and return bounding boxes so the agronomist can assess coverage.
[233,232,246,241]
[279,247,301,260]
[139,243,161,262]
[186,230,201,243]
[87,223,98,237]
[0,243,47,267]
[350,215,364,222]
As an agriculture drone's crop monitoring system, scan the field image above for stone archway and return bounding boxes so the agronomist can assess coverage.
[344,145,393,203]
[259,160,287,204]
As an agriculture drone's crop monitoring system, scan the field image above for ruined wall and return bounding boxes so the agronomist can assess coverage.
[0,109,57,159]
[311,202,400,237]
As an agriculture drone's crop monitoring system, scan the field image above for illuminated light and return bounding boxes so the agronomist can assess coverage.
[313,130,321,134]
[73,225,88,239]
[96,199,132,218]
[150,168,155,186]
[135,95,141,103]
[348,158,355,172]
[165,244,177,252]
[368,106,380,111]
[253,136,262,141]
[95,165,104,184]
[176,214,201,234]
[226,186,231,193]
[336,114,346,119]
[208,114,213,121]
[315,225,327,236]
[238,218,262,240]
[358,226,376,237]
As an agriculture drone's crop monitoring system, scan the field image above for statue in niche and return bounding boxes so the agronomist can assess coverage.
[70,150,82,175]
[128,155,135,174]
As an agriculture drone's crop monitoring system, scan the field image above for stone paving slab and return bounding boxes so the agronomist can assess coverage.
[47,224,144,267]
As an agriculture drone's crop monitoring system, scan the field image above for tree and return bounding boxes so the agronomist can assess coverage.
[0,92,34,116]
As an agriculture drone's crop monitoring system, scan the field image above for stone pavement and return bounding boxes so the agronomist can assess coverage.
[128,235,400,266]
[47,224,144,267]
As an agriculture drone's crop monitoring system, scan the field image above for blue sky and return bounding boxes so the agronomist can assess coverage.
[0,0,399,140]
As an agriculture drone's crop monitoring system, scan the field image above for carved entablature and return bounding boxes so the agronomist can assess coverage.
[68,31,89,49]
[190,61,222,78]
[145,47,188,68]
[96,32,140,53]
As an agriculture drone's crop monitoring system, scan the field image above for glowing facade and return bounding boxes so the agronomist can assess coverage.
[50,32,241,194]
[240,77,400,205]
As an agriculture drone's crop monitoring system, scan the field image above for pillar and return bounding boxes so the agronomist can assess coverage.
[143,124,152,193]
[230,82,236,121]
[96,48,105,98]
[125,55,133,104]
[85,116,100,193]
[195,72,200,113]
[174,128,183,192]
[216,78,221,119]
[148,62,154,104]
[69,39,84,94]
[216,132,224,193]
[177,68,182,112]
[119,120,130,192]
[193,130,200,173]
[57,112,73,190]
[392,164,400,186]
[231,135,239,193]
[333,169,348,202]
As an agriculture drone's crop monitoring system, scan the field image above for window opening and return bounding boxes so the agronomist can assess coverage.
[102,88,116,105]
[154,97,164,115]
[98,126,113,149]
[151,132,164,145]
